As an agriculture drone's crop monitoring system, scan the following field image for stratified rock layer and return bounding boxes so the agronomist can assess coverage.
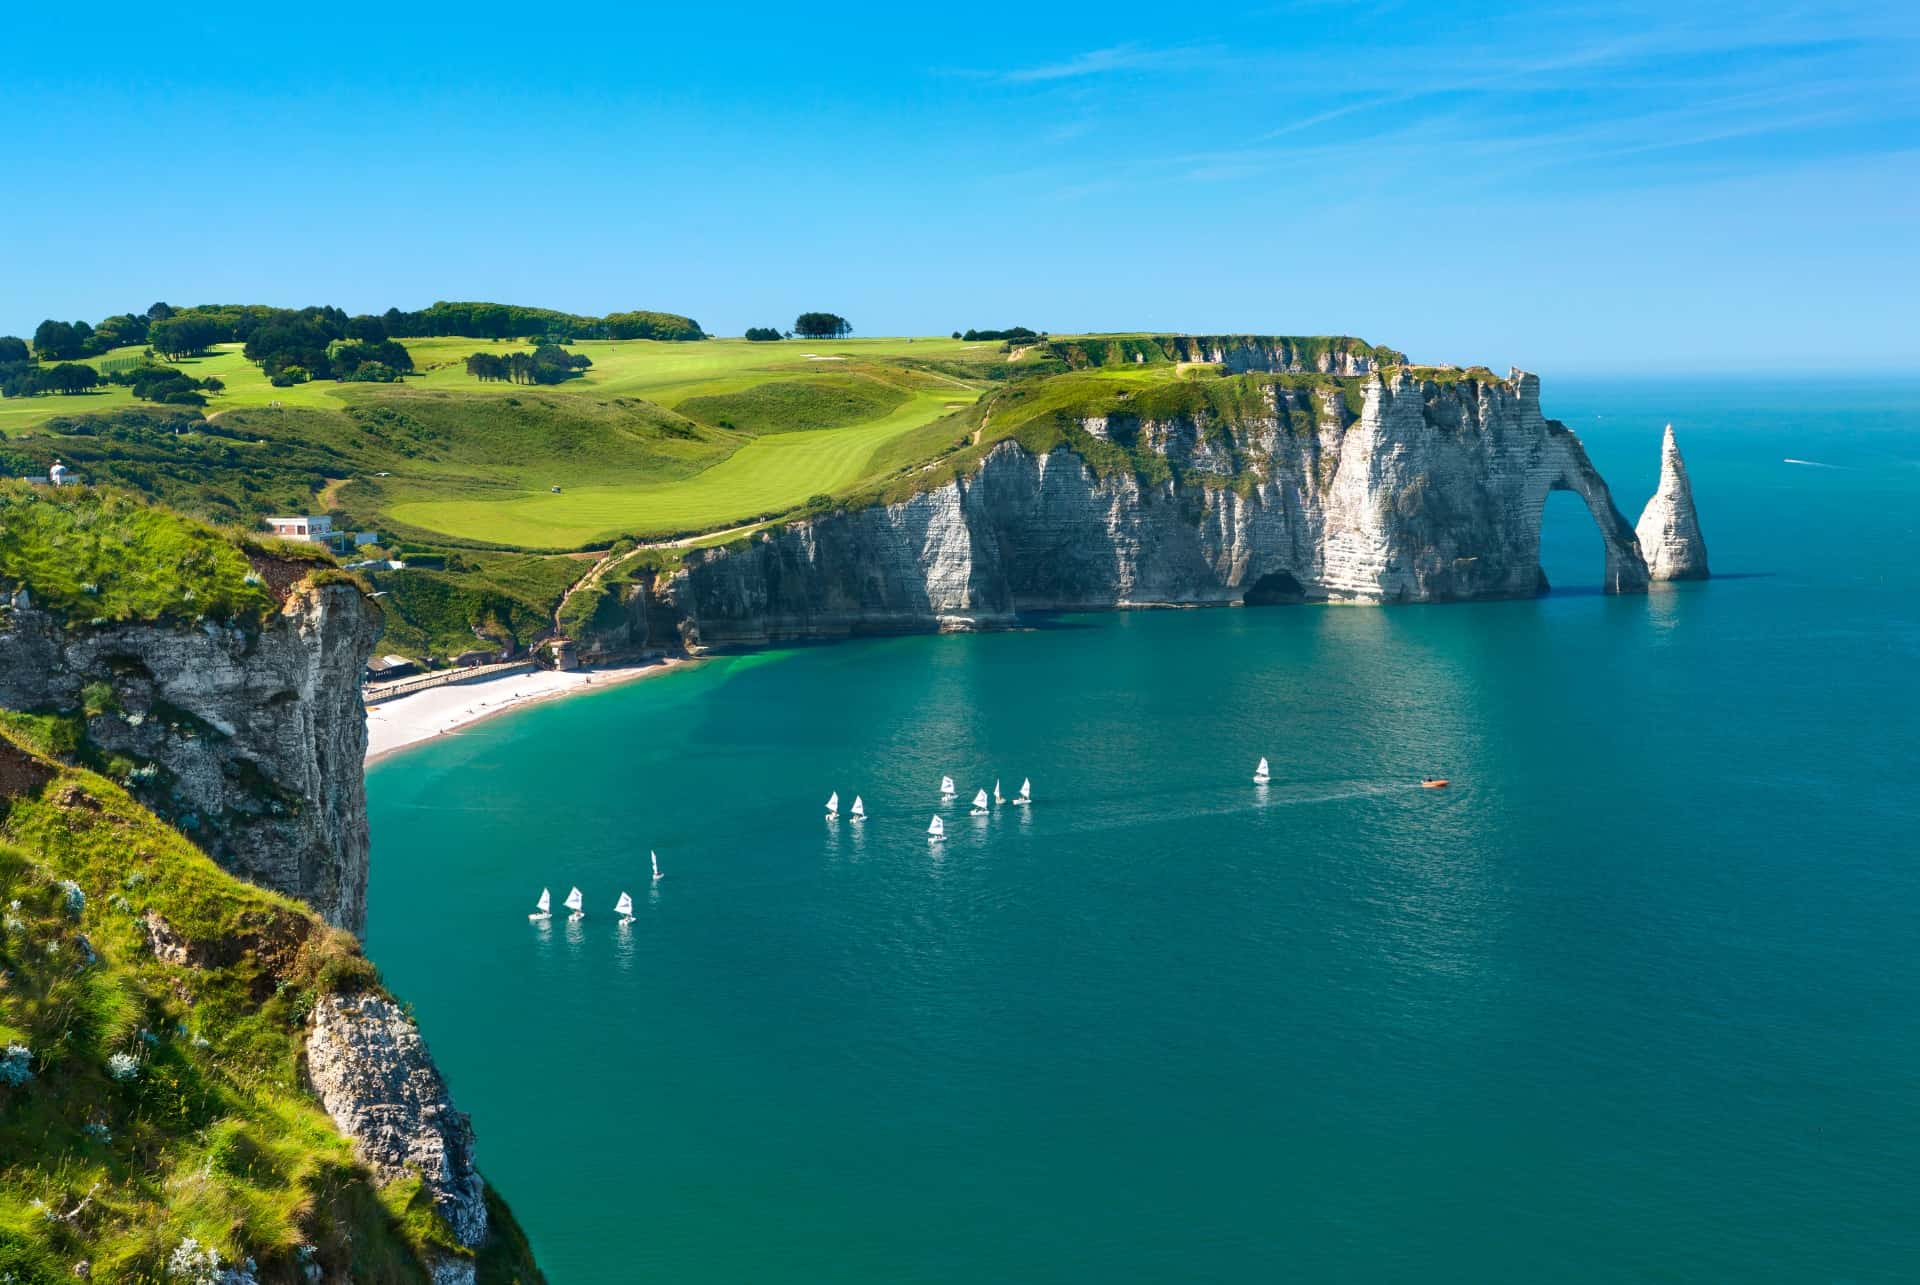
[0,577,379,931]
[664,369,1651,647]
[1635,424,1710,580]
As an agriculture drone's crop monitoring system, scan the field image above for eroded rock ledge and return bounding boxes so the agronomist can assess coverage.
[306,993,489,1283]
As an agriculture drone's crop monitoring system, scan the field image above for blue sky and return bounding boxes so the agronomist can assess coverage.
[3,1,1915,370]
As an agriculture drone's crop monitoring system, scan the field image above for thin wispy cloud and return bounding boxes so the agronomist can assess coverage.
[995,42,1219,83]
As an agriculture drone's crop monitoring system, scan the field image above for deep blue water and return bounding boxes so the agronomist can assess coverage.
[367,377,1920,1282]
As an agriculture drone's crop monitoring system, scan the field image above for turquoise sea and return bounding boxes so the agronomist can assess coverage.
[367,378,1920,1282]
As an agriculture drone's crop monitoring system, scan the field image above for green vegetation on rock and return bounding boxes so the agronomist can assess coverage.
[0,728,544,1283]
[0,484,275,629]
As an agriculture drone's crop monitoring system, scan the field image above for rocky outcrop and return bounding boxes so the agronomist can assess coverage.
[1635,424,1710,580]
[0,575,379,931]
[664,368,1653,647]
[306,993,488,1283]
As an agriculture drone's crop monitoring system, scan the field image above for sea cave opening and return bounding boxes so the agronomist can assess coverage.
[1537,486,1607,595]
[1243,571,1305,606]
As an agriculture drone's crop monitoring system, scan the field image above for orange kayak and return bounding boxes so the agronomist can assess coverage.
[1421,778,1450,789]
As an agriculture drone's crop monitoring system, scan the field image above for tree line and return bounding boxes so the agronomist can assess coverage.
[462,345,594,385]
[953,327,1041,342]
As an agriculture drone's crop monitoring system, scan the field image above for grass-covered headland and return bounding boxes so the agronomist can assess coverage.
[0,722,542,1284]
[1,307,1435,667]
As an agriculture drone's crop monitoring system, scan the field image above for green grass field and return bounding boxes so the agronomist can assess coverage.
[384,387,973,545]
[2,335,998,548]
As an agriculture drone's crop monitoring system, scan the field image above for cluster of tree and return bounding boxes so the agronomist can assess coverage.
[30,308,166,360]
[237,312,416,385]
[744,327,788,342]
[380,302,705,342]
[952,327,1042,342]
[0,362,101,398]
[148,314,226,358]
[107,364,224,407]
[462,344,594,385]
[793,312,852,339]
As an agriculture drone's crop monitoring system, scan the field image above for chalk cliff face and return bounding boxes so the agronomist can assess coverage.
[663,369,1651,647]
[0,574,379,932]
[1635,424,1710,580]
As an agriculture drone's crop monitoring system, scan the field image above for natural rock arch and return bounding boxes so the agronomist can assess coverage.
[1535,423,1651,595]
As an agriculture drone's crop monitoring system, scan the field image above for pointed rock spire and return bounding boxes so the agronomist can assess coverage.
[1635,424,1709,580]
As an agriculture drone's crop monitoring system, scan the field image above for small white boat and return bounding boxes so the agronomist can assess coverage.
[927,814,945,843]
[1253,756,1270,784]
[615,891,634,925]
[993,779,1004,804]
[1011,778,1032,806]
[939,775,956,799]
[651,850,663,882]
[850,795,866,822]
[971,788,990,815]
[564,886,585,922]
[528,888,551,921]
[825,790,840,818]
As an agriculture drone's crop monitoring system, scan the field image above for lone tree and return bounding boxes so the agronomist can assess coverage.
[793,312,851,340]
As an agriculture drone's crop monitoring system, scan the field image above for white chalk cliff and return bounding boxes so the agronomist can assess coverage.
[1635,423,1710,580]
[661,367,1663,647]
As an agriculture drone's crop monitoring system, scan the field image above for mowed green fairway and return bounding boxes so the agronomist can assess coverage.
[385,387,971,545]
[4,334,1000,547]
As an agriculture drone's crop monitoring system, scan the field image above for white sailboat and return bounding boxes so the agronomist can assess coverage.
[615,891,634,925]
[528,888,551,921]
[650,850,663,882]
[939,775,956,799]
[564,886,585,922]
[1253,756,1270,784]
[825,790,840,818]
[850,795,866,822]
[1012,777,1032,806]
[993,779,1004,804]
[971,788,990,815]
[927,814,945,843]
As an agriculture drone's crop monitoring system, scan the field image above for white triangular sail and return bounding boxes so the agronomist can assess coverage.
[972,789,989,812]
[940,775,956,797]
[615,891,634,917]
[535,888,550,913]
[564,886,584,912]
[1254,756,1270,782]
[993,779,1003,803]
[651,850,662,881]
[825,791,840,815]
[850,795,865,819]
[927,814,945,840]
[1017,777,1032,802]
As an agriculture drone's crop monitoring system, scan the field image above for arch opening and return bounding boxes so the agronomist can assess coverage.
[1537,484,1608,595]
[1244,571,1305,606]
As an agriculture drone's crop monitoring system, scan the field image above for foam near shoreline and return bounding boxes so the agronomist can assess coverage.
[364,658,694,765]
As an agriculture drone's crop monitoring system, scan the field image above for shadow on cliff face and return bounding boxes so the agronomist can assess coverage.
[1243,572,1306,606]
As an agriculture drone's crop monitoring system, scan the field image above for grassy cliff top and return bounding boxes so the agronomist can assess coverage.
[1025,333,1408,371]
[0,722,542,1282]
[0,484,294,630]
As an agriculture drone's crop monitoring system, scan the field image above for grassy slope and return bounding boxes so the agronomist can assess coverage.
[2,337,1001,551]
[0,484,279,628]
[0,724,543,1285]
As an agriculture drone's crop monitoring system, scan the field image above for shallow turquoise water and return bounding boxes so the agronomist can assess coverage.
[368,378,1920,1282]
